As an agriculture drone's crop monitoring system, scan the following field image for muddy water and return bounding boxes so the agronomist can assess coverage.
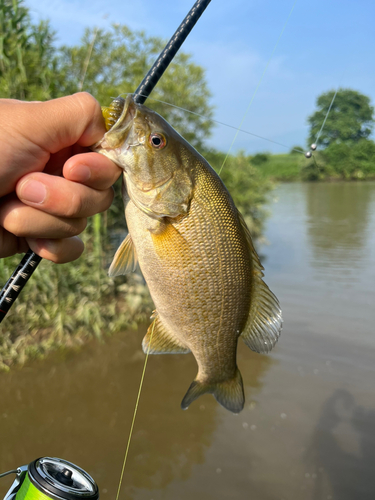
[1,182,375,500]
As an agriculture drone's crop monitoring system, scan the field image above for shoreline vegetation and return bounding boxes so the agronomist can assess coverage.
[0,151,273,371]
[250,142,375,182]
[1,0,374,369]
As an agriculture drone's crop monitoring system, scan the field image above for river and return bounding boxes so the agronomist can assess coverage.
[1,182,375,500]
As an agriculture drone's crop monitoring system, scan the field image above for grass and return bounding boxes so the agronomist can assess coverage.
[251,144,375,182]
[254,153,305,181]
[0,218,153,371]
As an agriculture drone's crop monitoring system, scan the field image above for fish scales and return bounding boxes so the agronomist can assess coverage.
[126,160,252,380]
[94,96,282,413]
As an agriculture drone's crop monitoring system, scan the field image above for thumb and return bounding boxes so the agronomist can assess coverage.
[12,92,106,153]
[0,93,106,198]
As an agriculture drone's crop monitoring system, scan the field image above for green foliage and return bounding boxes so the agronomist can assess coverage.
[302,139,375,181]
[251,152,305,182]
[308,88,374,148]
[300,151,330,181]
[251,152,270,165]
[289,146,304,155]
[0,224,152,370]
[0,0,60,100]
[204,150,274,239]
[57,25,214,150]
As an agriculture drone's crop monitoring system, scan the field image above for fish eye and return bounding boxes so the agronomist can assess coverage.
[149,133,166,149]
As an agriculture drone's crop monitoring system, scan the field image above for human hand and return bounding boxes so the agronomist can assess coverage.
[0,93,121,263]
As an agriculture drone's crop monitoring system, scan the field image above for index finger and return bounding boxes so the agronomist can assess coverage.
[63,152,122,190]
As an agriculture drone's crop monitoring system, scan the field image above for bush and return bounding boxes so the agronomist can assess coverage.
[289,146,305,155]
[251,153,270,165]
[305,139,375,180]
[0,220,152,370]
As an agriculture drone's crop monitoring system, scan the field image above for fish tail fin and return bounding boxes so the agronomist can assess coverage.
[181,368,244,414]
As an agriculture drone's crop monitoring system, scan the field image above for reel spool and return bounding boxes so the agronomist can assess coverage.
[2,458,98,500]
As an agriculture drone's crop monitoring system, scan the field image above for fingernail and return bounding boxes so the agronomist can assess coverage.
[19,180,47,204]
[69,164,91,182]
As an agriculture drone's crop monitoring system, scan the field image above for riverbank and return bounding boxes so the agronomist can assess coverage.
[0,225,153,371]
[254,143,375,182]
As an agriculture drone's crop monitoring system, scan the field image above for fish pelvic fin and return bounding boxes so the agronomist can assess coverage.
[237,211,282,353]
[142,314,190,355]
[181,368,244,414]
[108,233,137,277]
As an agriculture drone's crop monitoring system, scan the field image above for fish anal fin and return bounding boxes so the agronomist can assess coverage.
[181,368,244,414]
[237,209,282,353]
[108,233,137,277]
[142,314,190,355]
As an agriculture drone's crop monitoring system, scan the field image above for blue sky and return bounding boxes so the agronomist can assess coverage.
[27,0,375,154]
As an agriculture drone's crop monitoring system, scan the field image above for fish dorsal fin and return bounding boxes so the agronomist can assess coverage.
[142,313,191,354]
[238,211,282,353]
[108,233,137,277]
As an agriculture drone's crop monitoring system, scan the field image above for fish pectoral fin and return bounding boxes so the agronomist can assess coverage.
[108,234,138,277]
[240,281,282,354]
[142,315,190,355]
[237,211,282,353]
[181,369,244,414]
[150,220,189,249]
[150,221,190,263]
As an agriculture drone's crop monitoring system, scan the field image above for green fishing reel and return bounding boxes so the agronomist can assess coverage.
[2,458,98,500]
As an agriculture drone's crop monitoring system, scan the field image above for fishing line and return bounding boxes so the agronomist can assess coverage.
[304,69,347,173]
[114,320,156,500]
[314,68,346,147]
[117,92,305,155]
[218,0,299,176]
[144,95,304,154]
[78,27,99,92]
[314,88,339,146]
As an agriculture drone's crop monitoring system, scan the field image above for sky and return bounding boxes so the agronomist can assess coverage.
[26,0,375,154]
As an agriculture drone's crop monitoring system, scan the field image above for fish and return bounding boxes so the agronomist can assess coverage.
[94,95,282,413]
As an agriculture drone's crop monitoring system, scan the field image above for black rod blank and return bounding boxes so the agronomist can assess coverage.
[134,0,212,104]
[0,0,211,323]
[0,250,42,322]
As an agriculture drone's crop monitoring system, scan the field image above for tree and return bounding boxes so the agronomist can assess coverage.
[0,4,214,151]
[0,0,60,100]
[307,89,374,148]
[57,25,214,150]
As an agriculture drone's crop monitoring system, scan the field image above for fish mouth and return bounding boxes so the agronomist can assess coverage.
[92,95,138,153]
[109,96,136,134]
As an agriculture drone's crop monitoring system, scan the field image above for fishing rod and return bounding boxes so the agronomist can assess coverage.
[0,0,212,323]
[1,457,98,500]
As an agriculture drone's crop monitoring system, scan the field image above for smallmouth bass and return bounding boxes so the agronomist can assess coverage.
[94,96,282,413]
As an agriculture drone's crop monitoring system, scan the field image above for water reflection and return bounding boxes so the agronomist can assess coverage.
[305,183,375,277]
[0,327,273,500]
[306,389,375,499]
[3,182,375,499]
